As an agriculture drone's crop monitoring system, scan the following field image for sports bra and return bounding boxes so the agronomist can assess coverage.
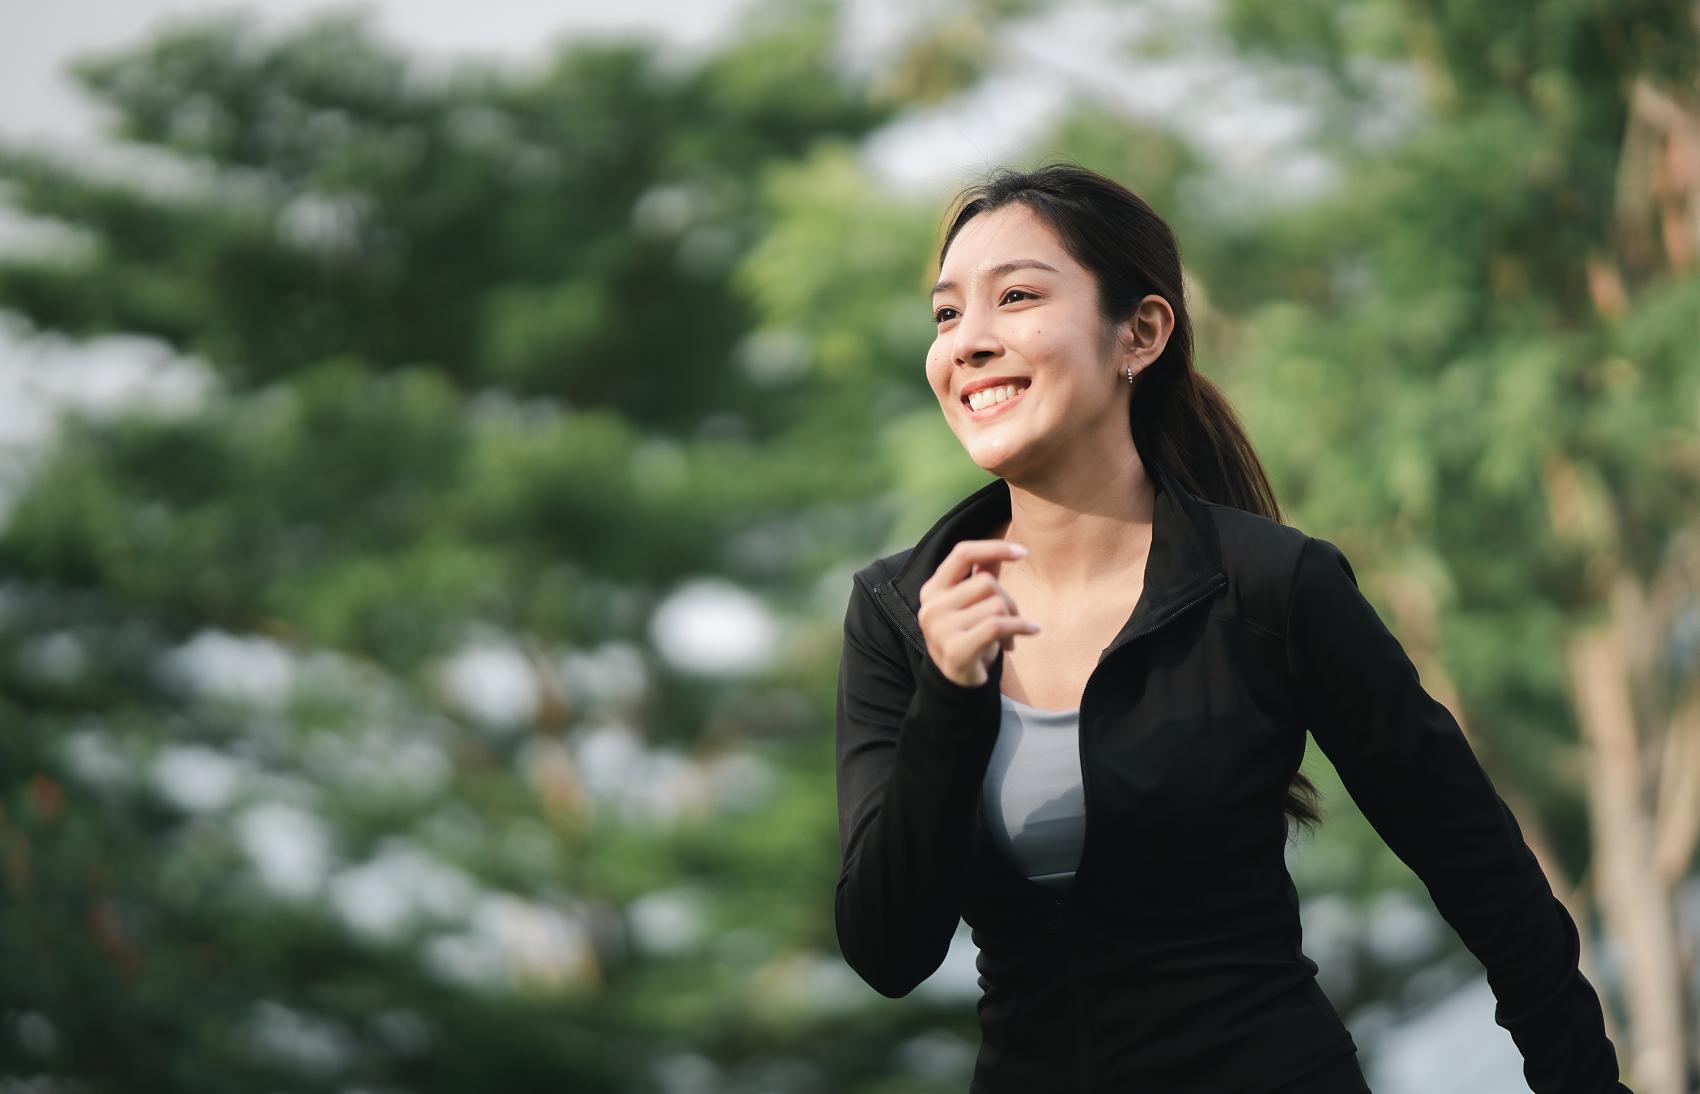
[980,693,1086,891]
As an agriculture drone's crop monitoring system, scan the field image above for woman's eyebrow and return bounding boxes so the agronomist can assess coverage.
[930,259,1059,298]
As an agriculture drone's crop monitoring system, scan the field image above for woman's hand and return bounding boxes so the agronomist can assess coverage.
[917,540,1042,688]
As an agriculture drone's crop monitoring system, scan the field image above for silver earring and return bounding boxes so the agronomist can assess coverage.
[1125,366,1134,384]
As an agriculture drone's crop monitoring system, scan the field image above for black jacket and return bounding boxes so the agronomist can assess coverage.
[833,458,1629,1093]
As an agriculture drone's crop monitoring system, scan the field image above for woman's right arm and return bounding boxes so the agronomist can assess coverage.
[832,571,1005,998]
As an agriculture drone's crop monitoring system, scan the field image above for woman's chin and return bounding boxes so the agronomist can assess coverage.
[963,432,1031,477]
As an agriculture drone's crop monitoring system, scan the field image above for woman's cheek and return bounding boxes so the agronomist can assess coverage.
[926,353,948,394]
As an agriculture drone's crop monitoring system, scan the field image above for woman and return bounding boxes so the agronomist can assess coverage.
[832,163,1631,1093]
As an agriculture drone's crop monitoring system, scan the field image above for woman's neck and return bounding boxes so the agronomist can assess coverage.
[998,450,1156,595]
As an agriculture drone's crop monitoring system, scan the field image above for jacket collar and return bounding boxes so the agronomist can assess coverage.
[883,457,1226,651]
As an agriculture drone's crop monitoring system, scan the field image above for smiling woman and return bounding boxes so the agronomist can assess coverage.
[831,162,1631,1094]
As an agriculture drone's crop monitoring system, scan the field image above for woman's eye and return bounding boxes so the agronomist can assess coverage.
[932,290,1035,325]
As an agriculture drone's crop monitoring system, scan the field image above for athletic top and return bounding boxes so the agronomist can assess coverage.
[980,693,1085,891]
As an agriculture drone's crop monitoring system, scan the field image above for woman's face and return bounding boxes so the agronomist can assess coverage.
[925,203,1135,479]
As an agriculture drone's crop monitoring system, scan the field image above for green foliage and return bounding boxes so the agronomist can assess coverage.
[0,5,920,1091]
[1214,0,1700,938]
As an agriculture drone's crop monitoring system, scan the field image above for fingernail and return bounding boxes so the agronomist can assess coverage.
[1009,543,1028,557]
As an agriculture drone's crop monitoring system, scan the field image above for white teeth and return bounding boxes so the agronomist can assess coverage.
[967,383,1026,412]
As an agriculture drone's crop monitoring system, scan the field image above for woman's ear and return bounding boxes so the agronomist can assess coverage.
[1121,295,1175,368]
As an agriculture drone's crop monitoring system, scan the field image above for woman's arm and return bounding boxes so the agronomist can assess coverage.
[834,573,1003,998]
[1285,534,1631,1094]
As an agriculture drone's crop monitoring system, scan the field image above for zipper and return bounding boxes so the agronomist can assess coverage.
[869,578,929,659]
[1063,569,1225,1094]
[1094,571,1228,669]
[1063,570,1226,903]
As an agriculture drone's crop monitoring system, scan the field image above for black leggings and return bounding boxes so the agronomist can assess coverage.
[1267,1051,1373,1094]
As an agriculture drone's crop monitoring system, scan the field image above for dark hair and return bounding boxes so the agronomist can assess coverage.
[936,160,1324,837]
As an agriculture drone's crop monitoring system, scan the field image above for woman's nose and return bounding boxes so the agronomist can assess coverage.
[952,305,1001,364]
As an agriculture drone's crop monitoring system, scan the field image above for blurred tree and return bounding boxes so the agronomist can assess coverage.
[0,3,980,1092]
[1182,0,1700,1089]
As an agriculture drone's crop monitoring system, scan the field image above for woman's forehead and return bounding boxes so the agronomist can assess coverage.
[939,209,1075,286]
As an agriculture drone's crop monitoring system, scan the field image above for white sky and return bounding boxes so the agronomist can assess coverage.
[0,0,762,144]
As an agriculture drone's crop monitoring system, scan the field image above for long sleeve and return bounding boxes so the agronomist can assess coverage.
[1285,534,1630,1094]
[834,575,1003,998]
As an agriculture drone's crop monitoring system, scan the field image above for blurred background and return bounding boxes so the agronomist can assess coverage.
[0,0,1696,1091]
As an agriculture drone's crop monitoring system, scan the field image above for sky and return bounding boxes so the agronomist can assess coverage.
[1,0,988,188]
[0,0,761,143]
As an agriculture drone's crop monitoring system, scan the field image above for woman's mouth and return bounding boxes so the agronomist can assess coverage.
[963,380,1031,421]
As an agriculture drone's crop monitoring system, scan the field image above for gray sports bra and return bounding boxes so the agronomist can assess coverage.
[980,693,1085,891]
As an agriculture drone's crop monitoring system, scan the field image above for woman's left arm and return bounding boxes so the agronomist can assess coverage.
[1285,533,1632,1094]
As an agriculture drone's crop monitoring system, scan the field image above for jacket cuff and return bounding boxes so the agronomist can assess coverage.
[917,639,1003,705]
[904,644,1004,765]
